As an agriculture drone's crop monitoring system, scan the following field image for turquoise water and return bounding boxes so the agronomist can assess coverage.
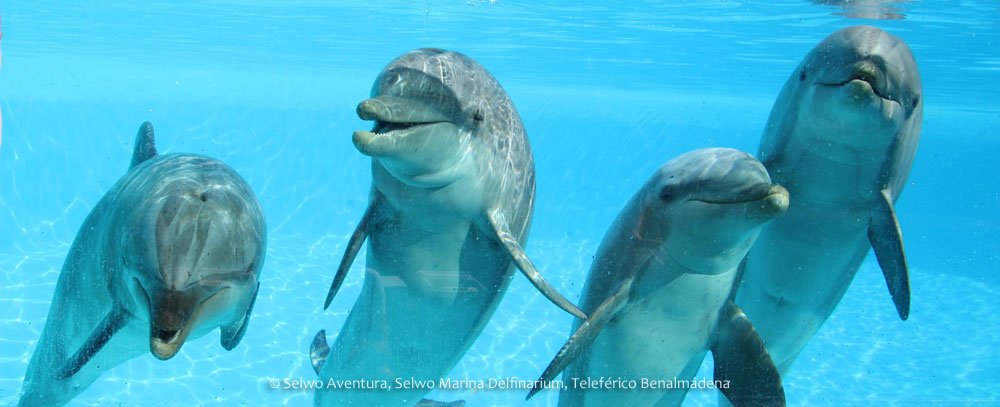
[1,1,999,406]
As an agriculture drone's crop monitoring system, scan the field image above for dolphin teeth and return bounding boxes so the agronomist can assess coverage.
[372,120,449,135]
[372,120,425,135]
[152,326,180,343]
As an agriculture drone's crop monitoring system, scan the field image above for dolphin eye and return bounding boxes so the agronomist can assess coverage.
[659,188,675,202]
[799,69,807,82]
[472,109,484,124]
[910,95,920,110]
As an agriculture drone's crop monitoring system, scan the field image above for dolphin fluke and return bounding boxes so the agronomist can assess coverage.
[711,301,785,407]
[868,188,911,320]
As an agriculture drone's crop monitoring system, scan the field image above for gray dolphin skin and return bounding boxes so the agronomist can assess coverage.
[312,48,585,407]
[730,25,922,382]
[18,122,266,407]
[528,148,789,407]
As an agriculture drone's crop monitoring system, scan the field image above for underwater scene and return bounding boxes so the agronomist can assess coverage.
[1,1,998,406]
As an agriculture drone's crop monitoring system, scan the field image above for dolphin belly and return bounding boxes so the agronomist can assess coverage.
[316,217,512,407]
[564,272,732,407]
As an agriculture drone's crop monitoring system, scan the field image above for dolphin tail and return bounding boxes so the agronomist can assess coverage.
[526,276,634,400]
[221,282,260,350]
[868,188,911,320]
[309,329,330,375]
[55,306,130,380]
[129,122,158,170]
[487,210,587,320]
[711,301,785,407]
[324,193,380,310]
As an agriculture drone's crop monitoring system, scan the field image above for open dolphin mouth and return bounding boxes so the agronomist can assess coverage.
[368,119,444,136]
[352,95,453,155]
[356,96,449,134]
[373,120,421,134]
[136,278,228,360]
[151,325,181,344]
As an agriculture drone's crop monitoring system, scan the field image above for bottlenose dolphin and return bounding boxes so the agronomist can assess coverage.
[731,25,922,380]
[18,122,266,407]
[312,48,585,407]
[528,148,788,407]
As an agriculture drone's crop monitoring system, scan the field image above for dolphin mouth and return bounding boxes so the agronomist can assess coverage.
[359,119,446,140]
[149,326,192,360]
[353,96,452,155]
[828,77,895,103]
[372,120,441,135]
[138,279,229,360]
[819,63,899,104]
[689,184,787,205]
[151,326,181,344]
[355,96,450,133]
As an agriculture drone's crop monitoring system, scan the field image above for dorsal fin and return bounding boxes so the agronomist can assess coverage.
[130,122,158,169]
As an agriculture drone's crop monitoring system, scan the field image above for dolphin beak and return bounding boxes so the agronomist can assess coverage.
[353,96,451,157]
[747,185,790,222]
[145,287,226,360]
[831,60,899,106]
[149,313,191,360]
[356,95,448,124]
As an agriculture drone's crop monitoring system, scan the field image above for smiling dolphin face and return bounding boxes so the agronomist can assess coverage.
[646,148,789,273]
[117,156,266,360]
[352,48,522,188]
[762,25,922,195]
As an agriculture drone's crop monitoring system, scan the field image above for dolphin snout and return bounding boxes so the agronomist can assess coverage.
[852,61,880,88]
[844,60,896,102]
[146,287,222,360]
[356,95,450,124]
[357,98,389,121]
[747,185,789,222]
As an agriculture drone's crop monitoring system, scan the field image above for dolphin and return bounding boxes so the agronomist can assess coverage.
[311,48,585,407]
[18,122,266,407]
[528,148,788,407]
[730,25,922,383]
